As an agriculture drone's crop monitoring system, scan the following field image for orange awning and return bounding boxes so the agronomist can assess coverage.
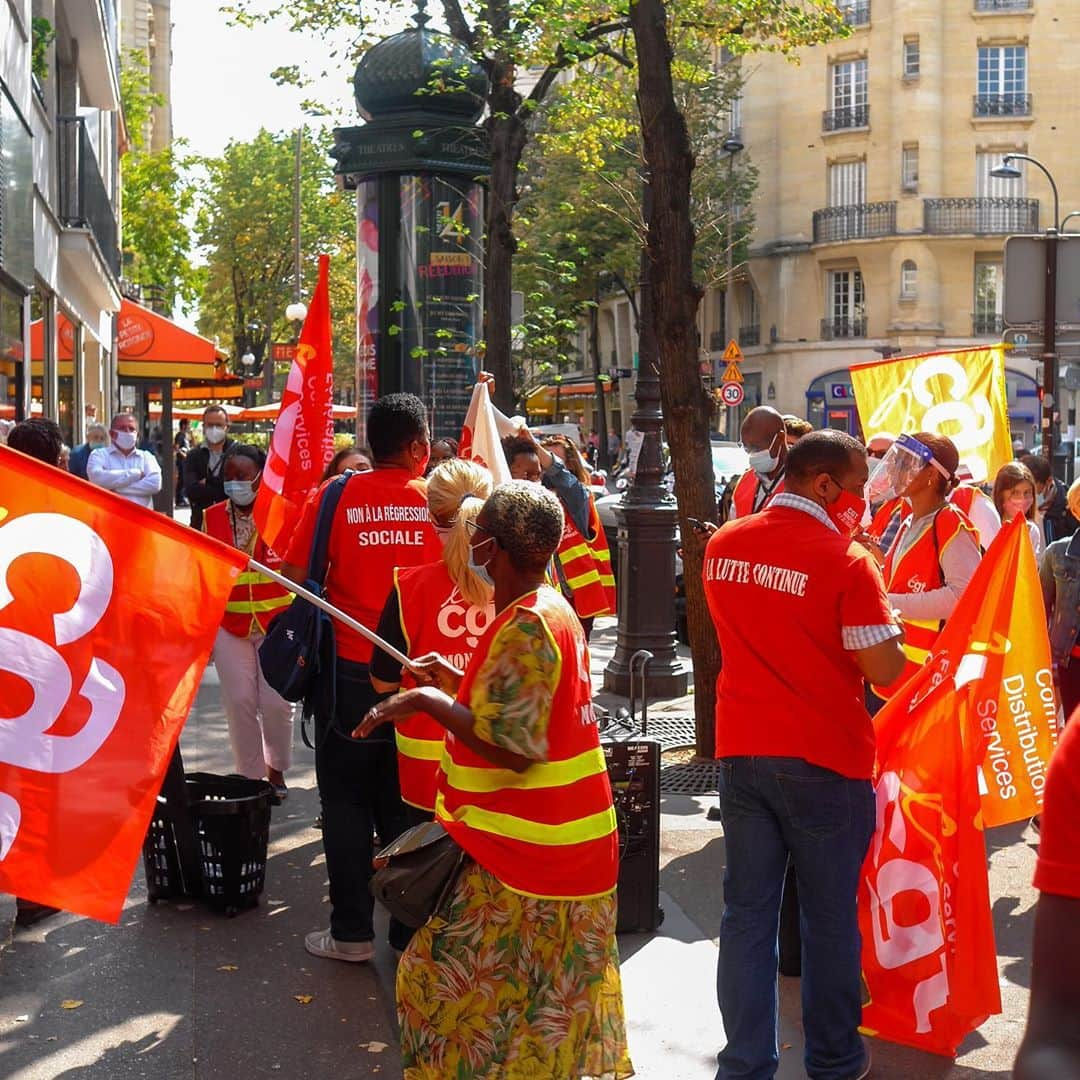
[30,300,230,380]
[236,402,357,423]
[148,384,244,403]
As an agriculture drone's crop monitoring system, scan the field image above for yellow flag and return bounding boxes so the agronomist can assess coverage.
[851,345,1012,483]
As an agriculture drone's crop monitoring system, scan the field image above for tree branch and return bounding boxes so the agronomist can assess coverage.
[439,0,477,51]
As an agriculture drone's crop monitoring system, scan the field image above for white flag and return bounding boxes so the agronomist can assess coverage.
[460,383,512,485]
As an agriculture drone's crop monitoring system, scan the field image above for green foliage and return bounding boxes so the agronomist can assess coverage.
[194,128,357,389]
[31,17,55,83]
[119,50,199,311]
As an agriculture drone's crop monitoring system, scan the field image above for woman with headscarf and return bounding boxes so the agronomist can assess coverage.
[356,481,632,1080]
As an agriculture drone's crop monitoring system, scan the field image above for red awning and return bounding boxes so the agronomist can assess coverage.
[30,300,229,380]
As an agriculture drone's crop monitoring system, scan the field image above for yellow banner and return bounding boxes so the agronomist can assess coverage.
[851,345,1012,483]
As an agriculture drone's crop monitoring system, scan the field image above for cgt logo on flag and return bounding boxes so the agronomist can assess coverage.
[0,446,247,922]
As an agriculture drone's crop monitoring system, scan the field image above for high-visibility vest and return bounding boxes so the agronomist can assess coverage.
[868,496,908,541]
[553,506,613,619]
[731,469,785,518]
[394,561,495,812]
[435,585,619,900]
[204,500,293,637]
[874,504,979,699]
[586,498,617,614]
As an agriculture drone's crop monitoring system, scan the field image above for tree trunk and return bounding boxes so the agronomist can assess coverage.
[483,69,528,415]
[630,0,721,757]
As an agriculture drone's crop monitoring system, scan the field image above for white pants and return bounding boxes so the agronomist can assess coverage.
[213,627,295,779]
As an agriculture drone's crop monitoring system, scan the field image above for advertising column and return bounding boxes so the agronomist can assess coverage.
[355,179,381,448]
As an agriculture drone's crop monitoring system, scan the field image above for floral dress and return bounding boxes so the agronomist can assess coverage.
[396,610,634,1079]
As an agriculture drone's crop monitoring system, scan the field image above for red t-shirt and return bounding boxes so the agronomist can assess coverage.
[285,467,442,663]
[1033,715,1080,898]
[703,503,895,779]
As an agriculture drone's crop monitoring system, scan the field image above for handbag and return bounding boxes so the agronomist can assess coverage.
[370,821,466,928]
[258,473,350,706]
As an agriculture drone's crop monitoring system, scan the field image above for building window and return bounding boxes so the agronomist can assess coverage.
[974,260,1004,335]
[903,39,920,79]
[824,269,866,338]
[826,59,869,129]
[976,150,1026,197]
[900,260,918,298]
[828,160,867,207]
[728,92,742,137]
[976,46,1029,115]
[901,146,919,192]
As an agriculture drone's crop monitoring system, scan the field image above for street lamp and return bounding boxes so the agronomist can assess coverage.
[285,301,308,324]
[992,153,1061,473]
[721,133,744,437]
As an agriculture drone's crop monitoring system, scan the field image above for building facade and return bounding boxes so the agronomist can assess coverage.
[704,0,1077,448]
[120,0,172,152]
[2,0,125,445]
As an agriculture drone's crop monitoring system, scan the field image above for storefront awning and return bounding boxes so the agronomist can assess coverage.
[526,380,615,412]
[30,299,231,381]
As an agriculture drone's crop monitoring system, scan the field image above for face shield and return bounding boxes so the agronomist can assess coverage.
[866,433,950,504]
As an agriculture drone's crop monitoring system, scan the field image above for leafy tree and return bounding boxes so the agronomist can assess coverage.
[194,129,357,394]
[119,50,199,311]
[628,0,845,753]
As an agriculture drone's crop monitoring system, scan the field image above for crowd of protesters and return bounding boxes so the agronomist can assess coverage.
[5,385,1080,1079]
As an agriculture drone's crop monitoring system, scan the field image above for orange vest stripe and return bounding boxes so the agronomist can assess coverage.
[554,509,612,618]
[874,505,978,698]
[395,562,494,812]
[586,499,617,611]
[204,501,292,637]
[436,586,618,900]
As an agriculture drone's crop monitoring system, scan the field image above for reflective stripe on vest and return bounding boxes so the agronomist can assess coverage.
[436,586,618,900]
[874,505,978,699]
[554,512,611,619]
[395,561,495,812]
[586,499,617,612]
[204,501,292,637]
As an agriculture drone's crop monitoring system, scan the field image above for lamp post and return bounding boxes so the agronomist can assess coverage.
[603,177,690,699]
[241,349,257,411]
[992,153,1060,473]
[721,133,744,437]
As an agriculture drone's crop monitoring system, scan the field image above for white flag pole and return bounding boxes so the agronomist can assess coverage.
[248,558,417,673]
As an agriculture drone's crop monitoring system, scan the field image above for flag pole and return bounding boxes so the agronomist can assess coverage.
[248,558,417,672]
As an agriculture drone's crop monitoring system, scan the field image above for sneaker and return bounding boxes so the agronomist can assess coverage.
[304,930,374,963]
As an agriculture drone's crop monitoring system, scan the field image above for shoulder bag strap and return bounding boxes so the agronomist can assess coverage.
[307,471,352,585]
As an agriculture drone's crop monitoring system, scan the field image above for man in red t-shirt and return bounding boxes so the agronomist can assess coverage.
[1014,716,1080,1078]
[704,429,904,1080]
[282,393,441,964]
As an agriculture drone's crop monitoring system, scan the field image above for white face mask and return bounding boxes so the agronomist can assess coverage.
[467,536,496,588]
[113,430,137,451]
[204,425,227,446]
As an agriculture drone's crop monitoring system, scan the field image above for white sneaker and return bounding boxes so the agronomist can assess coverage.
[304,930,375,963]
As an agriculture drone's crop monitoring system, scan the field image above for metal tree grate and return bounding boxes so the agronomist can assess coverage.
[599,714,698,753]
[660,761,722,796]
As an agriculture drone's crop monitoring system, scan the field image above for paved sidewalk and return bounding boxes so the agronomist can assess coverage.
[0,619,1035,1077]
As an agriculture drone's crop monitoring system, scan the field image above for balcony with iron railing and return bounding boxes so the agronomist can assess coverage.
[821,317,867,340]
[973,92,1032,117]
[841,1,870,26]
[974,0,1032,10]
[738,325,760,347]
[58,116,120,279]
[923,197,1038,235]
[812,202,896,243]
[822,105,869,132]
[973,313,1005,336]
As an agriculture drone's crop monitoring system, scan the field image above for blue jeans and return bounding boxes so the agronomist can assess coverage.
[716,756,874,1080]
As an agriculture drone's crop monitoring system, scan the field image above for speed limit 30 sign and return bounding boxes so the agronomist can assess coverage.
[719,382,745,407]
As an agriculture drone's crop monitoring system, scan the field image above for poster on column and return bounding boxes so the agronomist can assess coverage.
[850,345,1012,483]
[356,180,380,448]
[400,176,483,440]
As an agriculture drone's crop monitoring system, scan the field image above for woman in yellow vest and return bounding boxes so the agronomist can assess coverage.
[865,432,981,699]
[369,457,495,817]
[356,481,632,1080]
[203,443,294,798]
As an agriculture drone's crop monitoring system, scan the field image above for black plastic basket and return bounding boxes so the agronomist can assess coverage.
[141,772,273,916]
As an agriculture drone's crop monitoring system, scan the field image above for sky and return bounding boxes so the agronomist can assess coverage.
[170,0,400,157]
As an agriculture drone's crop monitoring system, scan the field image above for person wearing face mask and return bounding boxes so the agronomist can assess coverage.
[368,458,496,818]
[282,392,442,964]
[183,404,235,530]
[202,443,295,796]
[729,406,788,519]
[68,423,110,480]
[702,430,904,1080]
[87,412,163,508]
[863,431,981,700]
[993,461,1044,558]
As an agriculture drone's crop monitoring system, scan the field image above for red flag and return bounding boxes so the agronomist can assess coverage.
[254,254,336,551]
[858,516,1057,1054]
[0,446,247,922]
[460,382,512,485]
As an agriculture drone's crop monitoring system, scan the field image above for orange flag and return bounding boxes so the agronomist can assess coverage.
[254,254,336,552]
[859,516,1056,1054]
[0,446,247,922]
